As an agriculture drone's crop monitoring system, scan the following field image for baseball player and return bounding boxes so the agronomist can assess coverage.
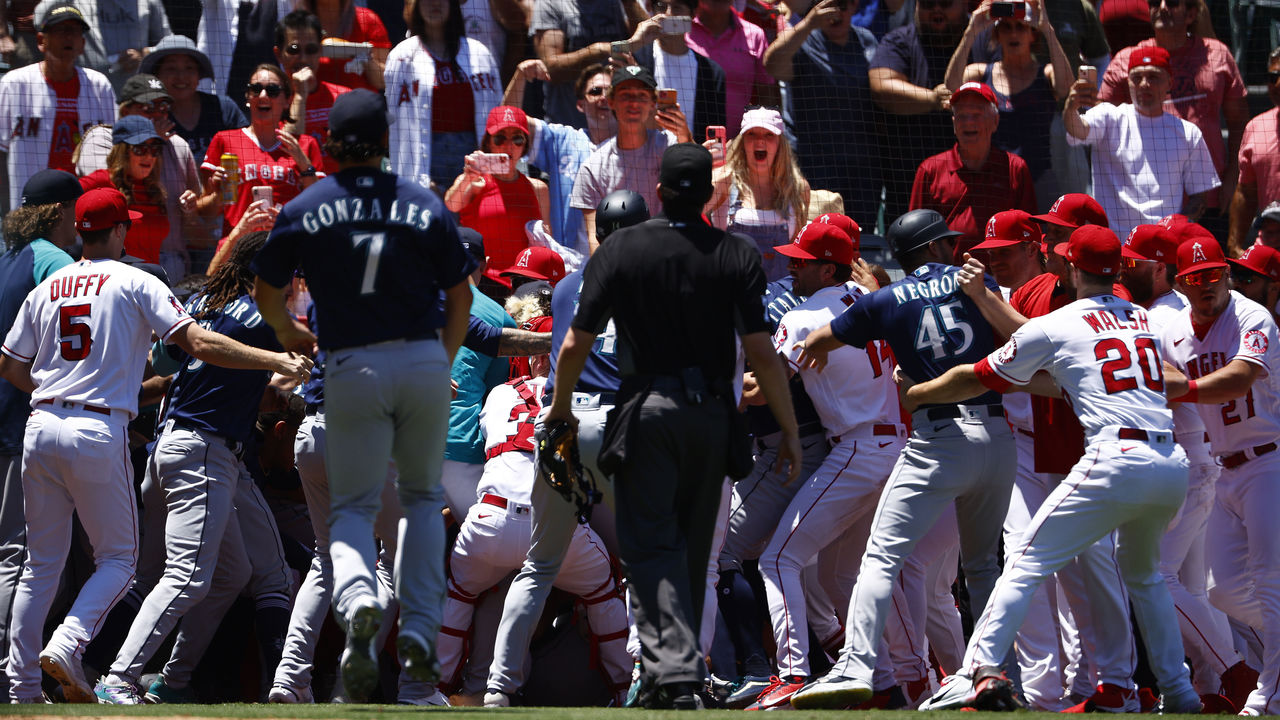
[905,225,1201,715]
[484,190,646,708]
[0,187,310,704]
[94,230,296,703]
[1229,244,1280,325]
[783,208,1016,710]
[252,89,475,703]
[1160,238,1280,716]
[746,221,906,709]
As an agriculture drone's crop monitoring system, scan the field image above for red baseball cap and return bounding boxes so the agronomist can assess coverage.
[774,222,855,266]
[1158,213,1188,232]
[972,210,1043,250]
[1033,193,1108,229]
[1228,243,1280,282]
[486,105,529,137]
[951,81,998,108]
[1176,238,1229,278]
[500,246,566,285]
[1128,46,1171,75]
[1125,224,1180,264]
[1058,225,1142,276]
[76,187,142,231]
[810,213,861,245]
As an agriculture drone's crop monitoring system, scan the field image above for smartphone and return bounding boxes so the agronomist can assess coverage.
[990,1,1028,18]
[251,185,273,208]
[657,88,678,107]
[660,15,692,34]
[1078,64,1097,86]
[475,152,511,175]
[706,124,727,148]
[610,40,630,62]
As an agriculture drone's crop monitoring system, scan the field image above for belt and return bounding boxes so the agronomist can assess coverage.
[571,391,615,410]
[1219,442,1279,470]
[35,398,111,416]
[922,403,1004,422]
[831,423,903,445]
[1092,426,1174,445]
[166,419,245,459]
[480,492,530,515]
[1015,427,1035,439]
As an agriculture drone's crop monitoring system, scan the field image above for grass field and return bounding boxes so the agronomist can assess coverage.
[0,708,1212,718]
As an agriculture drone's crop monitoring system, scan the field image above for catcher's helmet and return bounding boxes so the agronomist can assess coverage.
[595,190,649,242]
[887,209,963,258]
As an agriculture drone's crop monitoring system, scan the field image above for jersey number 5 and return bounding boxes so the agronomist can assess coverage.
[1095,337,1163,394]
[59,304,92,361]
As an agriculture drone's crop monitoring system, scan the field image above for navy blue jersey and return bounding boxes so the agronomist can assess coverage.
[298,303,324,406]
[830,262,1003,406]
[251,167,477,351]
[545,269,621,399]
[748,277,822,436]
[163,293,283,442]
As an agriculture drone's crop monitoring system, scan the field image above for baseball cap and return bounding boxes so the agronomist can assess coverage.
[512,280,554,308]
[1229,243,1280,282]
[611,65,657,94]
[458,227,485,263]
[76,187,143,231]
[1033,194,1108,229]
[35,1,89,32]
[1260,201,1280,224]
[740,107,784,136]
[972,209,1042,250]
[328,88,389,145]
[811,212,861,244]
[138,34,215,79]
[774,222,856,266]
[486,105,528,137]
[951,81,997,108]
[1175,237,1229,278]
[500,246,566,285]
[1125,224,1180,264]
[659,143,713,195]
[119,74,172,105]
[1058,225,1140,276]
[21,169,82,207]
[112,115,161,146]
[1128,46,1171,75]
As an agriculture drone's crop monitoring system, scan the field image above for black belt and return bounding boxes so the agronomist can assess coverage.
[924,404,1004,422]
[797,420,824,437]
[171,421,245,459]
[1220,442,1278,470]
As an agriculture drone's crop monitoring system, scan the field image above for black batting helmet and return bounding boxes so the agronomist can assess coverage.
[887,209,962,258]
[595,190,649,243]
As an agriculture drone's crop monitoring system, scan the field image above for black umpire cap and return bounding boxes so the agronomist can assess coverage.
[21,169,83,207]
[886,209,962,258]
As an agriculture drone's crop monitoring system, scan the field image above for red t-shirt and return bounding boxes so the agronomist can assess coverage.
[431,56,475,134]
[79,169,169,263]
[459,173,540,282]
[201,126,325,232]
[302,80,351,175]
[317,7,391,91]
[1009,272,1085,474]
[47,74,80,173]
[909,145,1037,262]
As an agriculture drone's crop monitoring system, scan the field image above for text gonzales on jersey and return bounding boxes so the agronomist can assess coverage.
[300,197,433,234]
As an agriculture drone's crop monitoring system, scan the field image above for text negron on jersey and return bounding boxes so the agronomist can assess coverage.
[1081,307,1151,334]
[299,197,433,234]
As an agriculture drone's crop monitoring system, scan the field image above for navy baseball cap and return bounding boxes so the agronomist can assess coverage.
[113,115,161,146]
[119,74,172,105]
[611,65,657,94]
[458,227,485,263]
[329,89,389,145]
[35,1,89,32]
[21,169,82,207]
[659,143,712,196]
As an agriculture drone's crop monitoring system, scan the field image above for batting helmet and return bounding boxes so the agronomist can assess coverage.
[595,190,649,243]
[887,209,962,258]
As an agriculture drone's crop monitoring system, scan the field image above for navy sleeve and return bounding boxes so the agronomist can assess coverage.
[220,93,248,129]
[465,315,503,356]
[251,206,303,288]
[830,289,883,349]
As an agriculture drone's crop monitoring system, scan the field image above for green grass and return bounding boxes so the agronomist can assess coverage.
[0,708,1212,718]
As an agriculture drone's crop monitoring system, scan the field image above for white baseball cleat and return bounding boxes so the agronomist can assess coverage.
[789,673,873,709]
[920,666,1022,711]
[38,647,95,704]
[268,684,315,703]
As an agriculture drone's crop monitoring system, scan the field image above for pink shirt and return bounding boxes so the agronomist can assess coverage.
[1239,107,1280,211]
[1100,37,1246,209]
[688,12,773,137]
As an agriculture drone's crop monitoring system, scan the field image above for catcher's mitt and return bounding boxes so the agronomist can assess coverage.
[535,419,601,524]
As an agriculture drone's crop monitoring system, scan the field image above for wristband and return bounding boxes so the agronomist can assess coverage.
[1175,379,1199,403]
[300,166,317,178]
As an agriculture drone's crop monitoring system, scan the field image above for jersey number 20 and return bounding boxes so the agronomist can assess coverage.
[1095,337,1163,394]
[59,304,92,361]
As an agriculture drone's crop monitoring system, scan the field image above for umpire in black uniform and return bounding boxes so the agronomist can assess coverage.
[544,143,803,709]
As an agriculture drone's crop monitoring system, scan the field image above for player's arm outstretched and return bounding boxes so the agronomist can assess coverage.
[0,354,35,394]
[1165,358,1262,404]
[956,254,1029,338]
[254,279,319,355]
[742,331,803,484]
[170,323,313,383]
[902,363,986,412]
[442,280,473,363]
[792,323,841,371]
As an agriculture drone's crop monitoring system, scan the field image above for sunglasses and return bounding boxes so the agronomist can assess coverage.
[585,87,607,97]
[787,257,832,269]
[284,42,321,55]
[491,133,527,147]
[130,100,172,115]
[1181,267,1226,286]
[1230,269,1265,285]
[918,0,954,9]
[246,82,285,98]
[1122,257,1157,269]
[1146,0,1182,7]
[130,143,164,157]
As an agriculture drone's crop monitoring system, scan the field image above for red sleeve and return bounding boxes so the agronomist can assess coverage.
[79,168,111,191]
[202,131,226,168]
[1098,47,1132,104]
[354,7,391,48]
[1012,155,1036,212]
[909,164,926,211]
[974,357,1013,392]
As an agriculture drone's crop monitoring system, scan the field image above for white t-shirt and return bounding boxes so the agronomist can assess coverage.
[985,293,1173,437]
[654,44,698,136]
[1067,103,1220,239]
[2,258,193,418]
[1159,291,1280,455]
[477,375,547,504]
[774,282,898,439]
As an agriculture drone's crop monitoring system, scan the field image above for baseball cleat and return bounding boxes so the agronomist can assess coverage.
[340,599,382,703]
[921,666,1021,711]
[725,675,777,709]
[94,678,144,705]
[38,648,95,704]
[483,689,512,707]
[1155,693,1205,715]
[267,684,315,703]
[1063,682,1142,713]
[789,673,873,709]
[744,675,806,711]
[396,628,441,684]
[144,676,194,704]
[1220,662,1259,712]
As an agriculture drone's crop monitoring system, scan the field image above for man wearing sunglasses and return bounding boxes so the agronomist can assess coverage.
[1160,238,1280,716]
[274,10,352,175]
[1229,48,1280,256]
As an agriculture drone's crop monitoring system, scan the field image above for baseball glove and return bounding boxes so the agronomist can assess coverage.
[535,419,601,524]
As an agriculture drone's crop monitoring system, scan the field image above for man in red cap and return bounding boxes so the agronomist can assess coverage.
[500,246,567,290]
[911,224,1202,714]
[910,81,1036,262]
[970,210,1043,292]
[1160,237,1280,715]
[1064,47,1220,241]
[1229,243,1280,321]
[745,221,906,710]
